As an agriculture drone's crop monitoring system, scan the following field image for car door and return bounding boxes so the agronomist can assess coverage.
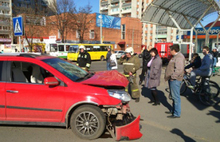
[0,61,7,120]
[5,60,65,123]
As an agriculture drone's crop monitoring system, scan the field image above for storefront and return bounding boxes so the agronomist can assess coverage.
[0,38,12,51]
[184,21,220,53]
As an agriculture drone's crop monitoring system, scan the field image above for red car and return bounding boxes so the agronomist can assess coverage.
[0,53,142,141]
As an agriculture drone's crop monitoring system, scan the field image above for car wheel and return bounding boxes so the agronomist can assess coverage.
[70,105,106,140]
[100,56,104,61]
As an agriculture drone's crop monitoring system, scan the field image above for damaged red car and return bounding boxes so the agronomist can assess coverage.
[0,53,142,141]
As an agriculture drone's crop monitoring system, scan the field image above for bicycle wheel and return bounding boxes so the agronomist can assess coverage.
[198,86,218,106]
[180,81,187,95]
[209,80,220,98]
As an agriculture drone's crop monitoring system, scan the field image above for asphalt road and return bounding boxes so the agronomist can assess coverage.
[0,61,220,142]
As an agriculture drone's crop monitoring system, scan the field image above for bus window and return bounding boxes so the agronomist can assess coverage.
[50,44,57,52]
[59,45,64,52]
[100,46,108,51]
[69,45,79,53]
[93,46,100,51]
[85,46,93,51]
[66,45,70,51]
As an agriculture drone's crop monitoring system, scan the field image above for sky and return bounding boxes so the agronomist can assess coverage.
[75,0,99,13]
[75,0,218,27]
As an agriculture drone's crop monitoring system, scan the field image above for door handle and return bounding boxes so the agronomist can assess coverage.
[6,90,19,93]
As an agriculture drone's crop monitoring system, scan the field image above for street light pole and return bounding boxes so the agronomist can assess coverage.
[100,14,102,44]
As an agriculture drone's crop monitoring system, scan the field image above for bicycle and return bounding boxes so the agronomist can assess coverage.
[180,73,220,106]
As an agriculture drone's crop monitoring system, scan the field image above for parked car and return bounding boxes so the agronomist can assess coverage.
[115,50,125,59]
[0,53,142,141]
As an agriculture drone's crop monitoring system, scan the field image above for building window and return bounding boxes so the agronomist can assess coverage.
[90,30,94,39]
[121,24,125,39]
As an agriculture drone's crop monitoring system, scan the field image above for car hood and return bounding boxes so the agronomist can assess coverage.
[81,70,129,87]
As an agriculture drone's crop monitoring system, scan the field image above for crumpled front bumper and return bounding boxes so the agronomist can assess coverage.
[115,115,142,141]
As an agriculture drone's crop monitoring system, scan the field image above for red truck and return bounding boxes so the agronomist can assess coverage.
[155,42,189,64]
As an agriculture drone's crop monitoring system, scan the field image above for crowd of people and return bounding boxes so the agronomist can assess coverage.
[75,44,217,118]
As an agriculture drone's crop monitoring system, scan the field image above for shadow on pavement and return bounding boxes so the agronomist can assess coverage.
[141,86,172,111]
[165,85,209,111]
[170,128,196,142]
[207,110,220,123]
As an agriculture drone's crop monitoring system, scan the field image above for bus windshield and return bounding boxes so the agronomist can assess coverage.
[69,45,79,53]
[50,44,58,52]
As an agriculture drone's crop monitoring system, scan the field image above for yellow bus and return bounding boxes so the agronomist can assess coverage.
[67,44,113,61]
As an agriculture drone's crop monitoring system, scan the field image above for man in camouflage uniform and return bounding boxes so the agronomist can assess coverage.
[119,47,141,102]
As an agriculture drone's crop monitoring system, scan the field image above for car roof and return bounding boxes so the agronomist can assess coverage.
[0,53,55,60]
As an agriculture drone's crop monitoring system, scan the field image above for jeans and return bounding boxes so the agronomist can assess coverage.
[169,80,181,117]
[213,57,217,72]
[190,69,210,86]
[107,62,111,70]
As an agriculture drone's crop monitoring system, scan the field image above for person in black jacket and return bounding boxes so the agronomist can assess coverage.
[106,47,112,70]
[185,53,201,70]
[139,45,152,85]
[76,45,91,71]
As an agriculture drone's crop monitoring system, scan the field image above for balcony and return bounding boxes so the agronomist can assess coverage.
[0,6,10,11]
[101,12,108,15]
[122,2,131,8]
[0,0,10,2]
[0,14,11,18]
[101,0,108,5]
[0,30,11,35]
[100,6,108,11]
[0,20,10,26]
[111,4,119,8]
[111,0,119,4]
[121,9,131,14]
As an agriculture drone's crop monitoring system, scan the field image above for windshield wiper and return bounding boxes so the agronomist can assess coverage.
[75,73,94,82]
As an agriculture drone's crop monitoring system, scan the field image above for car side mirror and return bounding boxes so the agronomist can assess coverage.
[44,77,59,86]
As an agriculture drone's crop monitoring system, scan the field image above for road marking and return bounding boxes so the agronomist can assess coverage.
[141,119,211,142]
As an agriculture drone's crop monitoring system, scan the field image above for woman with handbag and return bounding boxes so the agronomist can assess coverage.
[110,50,118,70]
[145,48,162,106]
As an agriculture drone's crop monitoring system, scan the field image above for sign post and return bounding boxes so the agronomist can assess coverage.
[13,17,23,52]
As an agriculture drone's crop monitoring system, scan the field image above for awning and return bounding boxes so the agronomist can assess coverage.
[142,0,220,29]
[118,41,126,45]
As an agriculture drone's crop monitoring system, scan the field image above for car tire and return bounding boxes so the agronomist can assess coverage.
[70,105,106,140]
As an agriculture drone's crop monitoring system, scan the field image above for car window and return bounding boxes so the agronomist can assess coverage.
[10,61,54,84]
[0,61,4,81]
[42,58,88,82]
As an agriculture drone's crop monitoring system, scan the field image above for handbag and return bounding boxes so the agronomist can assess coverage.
[110,60,116,67]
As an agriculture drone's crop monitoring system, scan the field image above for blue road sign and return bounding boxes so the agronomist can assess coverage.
[13,17,23,36]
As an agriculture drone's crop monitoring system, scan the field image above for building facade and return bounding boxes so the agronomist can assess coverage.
[0,0,12,50]
[100,0,177,47]
[15,13,142,53]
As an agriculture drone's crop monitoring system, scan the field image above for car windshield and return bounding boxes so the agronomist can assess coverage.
[43,58,88,82]
[69,45,79,53]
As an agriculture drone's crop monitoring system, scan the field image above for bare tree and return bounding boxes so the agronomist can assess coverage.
[48,0,76,43]
[70,3,95,43]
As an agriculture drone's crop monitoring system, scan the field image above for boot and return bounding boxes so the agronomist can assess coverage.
[135,98,140,102]
[151,90,160,106]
